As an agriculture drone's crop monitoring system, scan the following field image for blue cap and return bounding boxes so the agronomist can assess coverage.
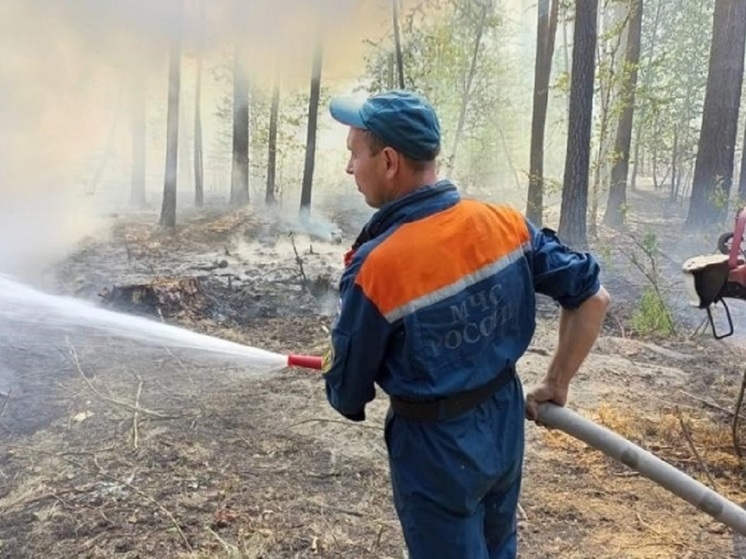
[329,90,441,161]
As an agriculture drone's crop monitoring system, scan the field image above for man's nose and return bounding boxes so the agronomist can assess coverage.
[345,159,354,175]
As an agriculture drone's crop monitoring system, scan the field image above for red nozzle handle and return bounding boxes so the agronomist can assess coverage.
[287,354,323,370]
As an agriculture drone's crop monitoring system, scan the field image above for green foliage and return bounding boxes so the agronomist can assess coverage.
[626,230,676,337]
[360,0,530,190]
[634,0,713,187]
[631,286,675,336]
[210,52,327,202]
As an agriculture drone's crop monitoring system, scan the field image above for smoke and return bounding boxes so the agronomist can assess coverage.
[0,0,392,278]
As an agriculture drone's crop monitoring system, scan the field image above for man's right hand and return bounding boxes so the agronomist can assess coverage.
[525,380,568,421]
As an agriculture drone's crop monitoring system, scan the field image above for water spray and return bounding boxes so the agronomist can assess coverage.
[5,273,746,536]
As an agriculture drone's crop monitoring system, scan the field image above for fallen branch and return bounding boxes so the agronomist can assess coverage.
[675,406,718,492]
[131,377,143,449]
[733,369,746,458]
[12,445,192,551]
[288,233,309,289]
[0,389,13,420]
[66,340,176,420]
[635,512,732,558]
[679,391,745,419]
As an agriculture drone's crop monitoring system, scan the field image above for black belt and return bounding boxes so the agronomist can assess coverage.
[389,366,516,422]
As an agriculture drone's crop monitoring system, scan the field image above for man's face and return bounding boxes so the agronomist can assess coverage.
[345,128,388,208]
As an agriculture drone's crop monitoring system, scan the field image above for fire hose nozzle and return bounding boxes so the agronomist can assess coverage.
[287,354,323,370]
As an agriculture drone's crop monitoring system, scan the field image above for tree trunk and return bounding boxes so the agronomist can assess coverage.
[445,2,488,177]
[130,73,146,208]
[265,71,280,205]
[230,44,250,206]
[686,0,746,229]
[89,92,121,196]
[557,0,598,248]
[392,0,405,88]
[526,0,560,226]
[738,118,746,202]
[603,0,643,227]
[670,126,678,203]
[299,32,323,213]
[193,0,205,207]
[159,4,182,229]
[630,0,662,192]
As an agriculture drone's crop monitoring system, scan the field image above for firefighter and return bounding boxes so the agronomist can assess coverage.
[322,89,610,559]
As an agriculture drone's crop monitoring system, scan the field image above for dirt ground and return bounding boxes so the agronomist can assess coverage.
[3,185,746,558]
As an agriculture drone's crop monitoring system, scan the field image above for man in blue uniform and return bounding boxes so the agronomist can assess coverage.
[322,89,610,559]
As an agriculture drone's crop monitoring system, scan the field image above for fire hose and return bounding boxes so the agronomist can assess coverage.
[536,402,746,537]
[287,354,746,536]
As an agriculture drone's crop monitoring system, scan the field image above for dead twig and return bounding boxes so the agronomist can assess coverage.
[635,512,732,558]
[517,502,528,522]
[66,339,176,420]
[131,377,143,449]
[288,233,309,289]
[674,406,718,491]
[733,369,746,458]
[0,389,13,420]
[21,447,194,551]
[680,391,741,418]
[206,526,239,554]
[369,524,386,553]
[689,315,709,339]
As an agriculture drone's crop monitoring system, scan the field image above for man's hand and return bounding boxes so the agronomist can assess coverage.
[525,380,568,421]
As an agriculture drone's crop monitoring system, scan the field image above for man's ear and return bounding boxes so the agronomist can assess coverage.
[382,147,399,174]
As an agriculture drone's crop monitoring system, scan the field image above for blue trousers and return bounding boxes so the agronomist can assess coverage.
[385,377,524,559]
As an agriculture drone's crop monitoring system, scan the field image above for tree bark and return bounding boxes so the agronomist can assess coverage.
[686,0,746,229]
[265,71,280,205]
[300,32,323,213]
[557,0,598,248]
[526,0,560,225]
[630,0,662,192]
[392,0,405,88]
[159,2,182,228]
[193,0,205,207]
[603,0,643,228]
[230,44,250,206]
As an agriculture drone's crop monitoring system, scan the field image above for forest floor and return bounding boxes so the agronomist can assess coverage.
[3,184,746,558]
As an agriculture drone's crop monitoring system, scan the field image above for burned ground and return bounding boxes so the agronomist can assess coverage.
[2,186,746,558]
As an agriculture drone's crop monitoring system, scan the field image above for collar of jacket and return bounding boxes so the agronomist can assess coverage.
[351,180,459,250]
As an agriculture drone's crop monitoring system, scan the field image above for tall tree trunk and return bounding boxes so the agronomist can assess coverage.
[670,126,678,203]
[686,0,746,229]
[130,74,146,208]
[387,52,395,89]
[159,3,182,228]
[445,2,488,177]
[193,0,205,207]
[630,0,662,192]
[89,91,121,196]
[230,44,250,206]
[526,0,560,226]
[557,0,598,248]
[603,0,643,227]
[299,32,323,213]
[392,0,405,88]
[265,71,280,205]
[738,117,746,201]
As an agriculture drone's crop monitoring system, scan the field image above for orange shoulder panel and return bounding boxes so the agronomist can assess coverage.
[355,200,530,316]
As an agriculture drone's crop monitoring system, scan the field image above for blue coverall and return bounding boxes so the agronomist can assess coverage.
[323,181,601,558]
